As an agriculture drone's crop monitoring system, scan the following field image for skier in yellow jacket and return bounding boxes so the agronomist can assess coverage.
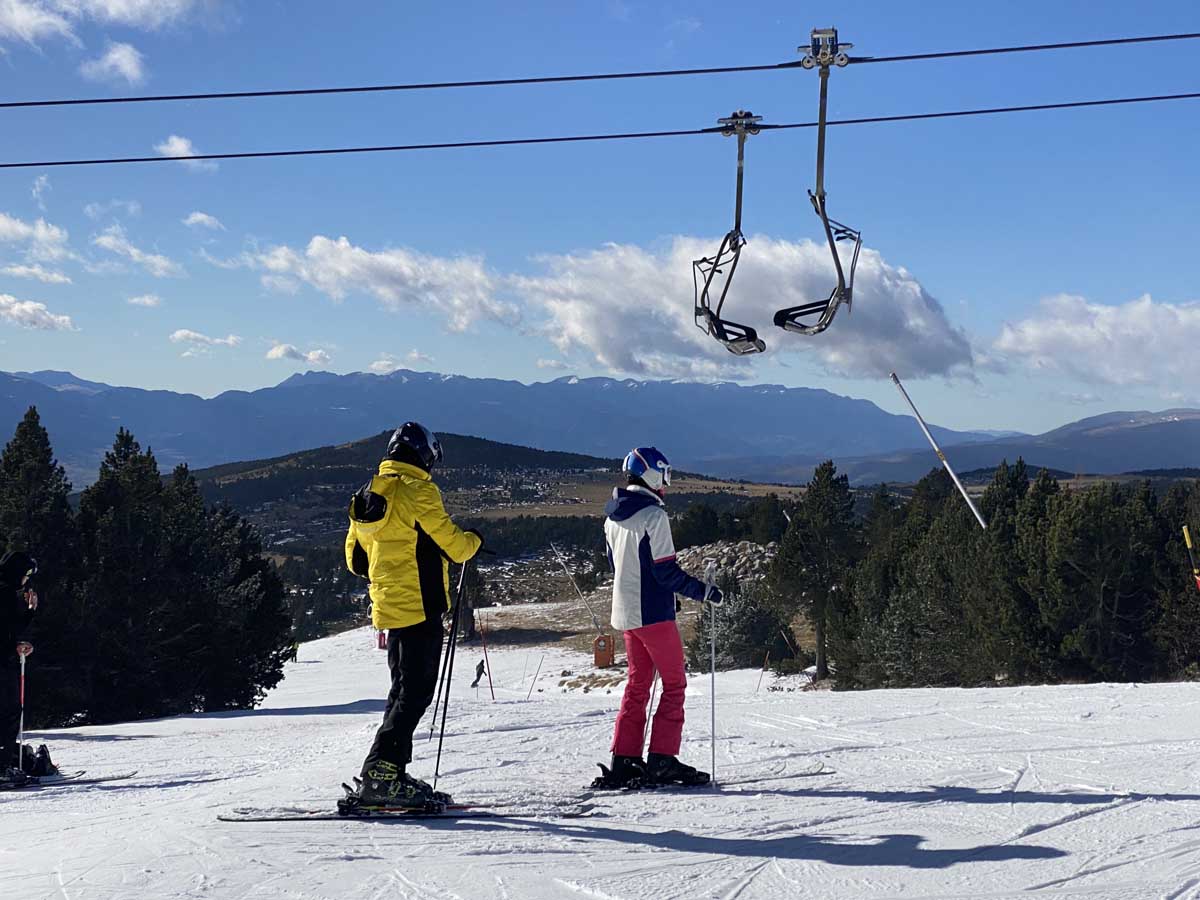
[344,422,482,808]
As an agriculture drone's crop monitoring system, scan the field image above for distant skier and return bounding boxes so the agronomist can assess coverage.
[596,447,722,789]
[344,423,482,809]
[471,659,486,688]
[1,552,37,783]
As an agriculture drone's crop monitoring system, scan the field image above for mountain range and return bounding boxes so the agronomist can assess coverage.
[2,368,1197,486]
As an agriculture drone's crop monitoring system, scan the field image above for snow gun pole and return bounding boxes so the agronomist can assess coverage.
[550,542,604,635]
[478,613,495,700]
[430,560,470,741]
[705,558,718,787]
[889,372,988,530]
[526,654,544,701]
[1184,526,1200,592]
[432,559,471,791]
[17,652,25,768]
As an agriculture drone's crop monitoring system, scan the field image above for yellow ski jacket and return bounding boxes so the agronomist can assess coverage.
[344,460,482,630]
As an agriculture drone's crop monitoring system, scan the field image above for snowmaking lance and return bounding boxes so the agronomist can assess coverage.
[551,542,615,668]
[1184,526,1200,592]
[890,372,988,531]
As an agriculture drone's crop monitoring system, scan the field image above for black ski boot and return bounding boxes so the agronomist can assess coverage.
[591,754,647,789]
[646,753,710,787]
[341,761,446,814]
[22,744,58,778]
[0,766,31,789]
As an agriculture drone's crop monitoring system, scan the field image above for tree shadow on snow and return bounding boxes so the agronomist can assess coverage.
[730,785,1200,806]
[180,698,387,719]
[27,732,160,742]
[412,818,1067,869]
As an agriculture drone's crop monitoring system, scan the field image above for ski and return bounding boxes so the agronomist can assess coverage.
[219,801,593,823]
[586,760,831,795]
[0,770,138,792]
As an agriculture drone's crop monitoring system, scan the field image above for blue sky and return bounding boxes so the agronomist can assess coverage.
[1,0,1198,435]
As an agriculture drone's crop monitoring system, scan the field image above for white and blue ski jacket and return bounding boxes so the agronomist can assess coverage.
[604,485,708,631]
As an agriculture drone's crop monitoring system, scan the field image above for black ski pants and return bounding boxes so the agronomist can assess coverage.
[360,617,443,775]
[0,653,20,769]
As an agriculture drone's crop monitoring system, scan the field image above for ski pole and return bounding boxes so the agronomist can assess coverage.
[890,372,987,530]
[429,561,471,741]
[17,652,26,771]
[642,673,660,747]
[756,651,770,694]
[432,561,471,791]
[705,558,717,787]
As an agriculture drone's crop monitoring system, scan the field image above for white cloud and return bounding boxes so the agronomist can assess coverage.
[169,328,240,351]
[69,0,200,30]
[266,342,331,366]
[406,349,433,365]
[127,293,160,307]
[83,199,141,220]
[0,1,72,44]
[0,211,71,261]
[92,224,183,277]
[0,293,74,330]
[537,358,568,370]
[0,263,71,283]
[369,353,401,375]
[153,134,217,172]
[79,41,146,85]
[514,236,974,380]
[248,236,513,331]
[31,175,49,211]
[182,211,224,230]
[237,231,971,380]
[995,293,1200,386]
[0,1,202,46]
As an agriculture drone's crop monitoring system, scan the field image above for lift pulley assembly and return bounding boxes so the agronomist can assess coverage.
[694,27,865,355]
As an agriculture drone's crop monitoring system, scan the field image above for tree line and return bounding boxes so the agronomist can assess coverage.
[700,460,1200,688]
[0,407,293,728]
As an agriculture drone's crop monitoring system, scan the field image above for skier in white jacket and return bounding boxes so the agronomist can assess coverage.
[595,447,723,788]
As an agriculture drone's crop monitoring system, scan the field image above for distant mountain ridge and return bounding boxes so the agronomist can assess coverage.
[0,368,1009,486]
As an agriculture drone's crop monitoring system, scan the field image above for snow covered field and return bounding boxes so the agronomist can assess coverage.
[9,626,1200,899]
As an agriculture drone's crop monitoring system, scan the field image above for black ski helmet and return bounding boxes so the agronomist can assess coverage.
[386,422,443,470]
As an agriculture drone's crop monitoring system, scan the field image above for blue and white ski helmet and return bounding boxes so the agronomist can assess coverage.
[623,447,672,492]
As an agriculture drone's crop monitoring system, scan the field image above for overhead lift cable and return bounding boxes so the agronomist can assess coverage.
[4,90,1199,170]
[1,32,1198,111]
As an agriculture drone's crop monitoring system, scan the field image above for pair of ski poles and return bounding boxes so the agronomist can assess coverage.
[428,553,489,792]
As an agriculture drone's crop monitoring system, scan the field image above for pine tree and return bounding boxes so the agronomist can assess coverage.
[75,429,169,722]
[771,460,857,681]
[1039,482,1157,680]
[0,406,85,725]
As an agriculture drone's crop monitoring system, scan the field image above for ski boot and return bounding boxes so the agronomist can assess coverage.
[646,753,710,787]
[22,744,58,778]
[0,766,31,789]
[339,761,446,815]
[591,754,647,790]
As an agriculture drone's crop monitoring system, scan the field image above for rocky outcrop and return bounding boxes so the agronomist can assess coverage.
[676,540,778,583]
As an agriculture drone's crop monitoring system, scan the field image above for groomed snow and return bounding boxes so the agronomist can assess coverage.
[8,626,1200,899]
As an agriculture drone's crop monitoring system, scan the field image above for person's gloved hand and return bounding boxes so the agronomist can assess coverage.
[704,585,723,606]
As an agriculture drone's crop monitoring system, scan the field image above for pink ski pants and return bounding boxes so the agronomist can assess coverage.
[611,620,687,757]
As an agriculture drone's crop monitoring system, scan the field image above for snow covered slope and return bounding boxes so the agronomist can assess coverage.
[9,625,1200,899]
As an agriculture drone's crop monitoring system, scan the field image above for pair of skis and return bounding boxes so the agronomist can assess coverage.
[218,761,831,822]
